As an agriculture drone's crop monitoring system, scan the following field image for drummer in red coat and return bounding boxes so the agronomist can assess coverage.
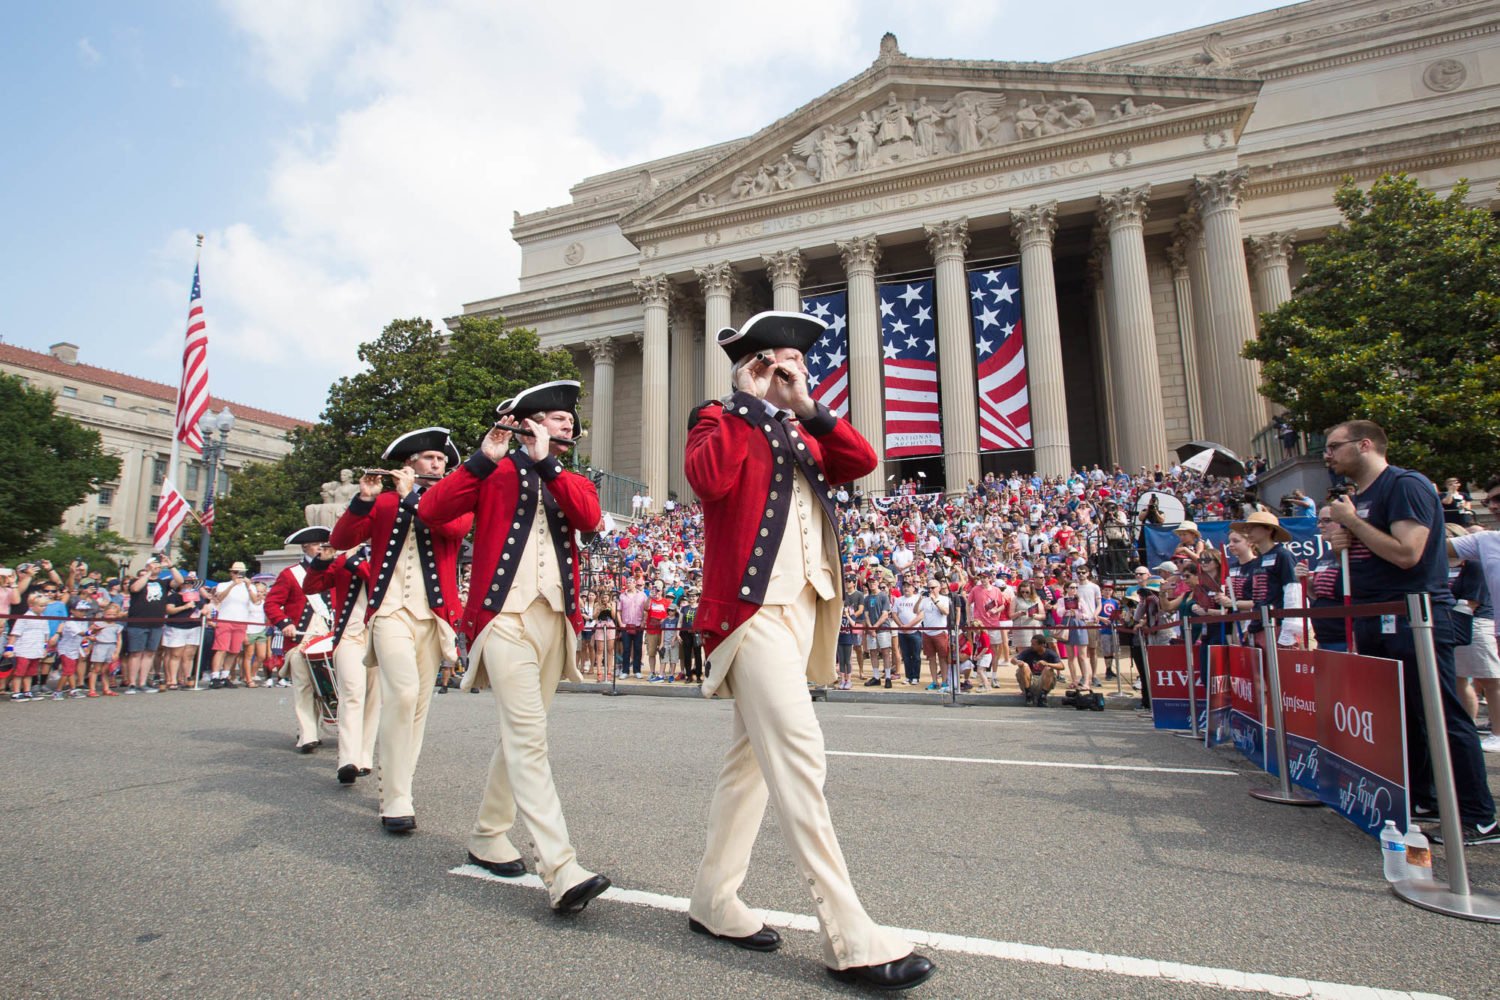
[330,427,473,834]
[685,312,933,991]
[265,526,335,753]
[304,543,378,786]
[419,380,611,914]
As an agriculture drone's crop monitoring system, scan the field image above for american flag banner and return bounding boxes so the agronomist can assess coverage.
[197,493,215,535]
[968,264,1033,452]
[878,277,942,457]
[176,264,210,454]
[153,479,190,551]
[799,290,849,417]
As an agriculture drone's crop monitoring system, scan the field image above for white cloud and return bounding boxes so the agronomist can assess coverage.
[77,37,101,65]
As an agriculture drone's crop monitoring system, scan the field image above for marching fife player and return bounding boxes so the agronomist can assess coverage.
[685,312,934,991]
[265,527,335,753]
[331,428,472,834]
[304,542,378,785]
[419,381,611,914]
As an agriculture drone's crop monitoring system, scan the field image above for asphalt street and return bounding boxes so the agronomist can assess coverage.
[2,688,1496,999]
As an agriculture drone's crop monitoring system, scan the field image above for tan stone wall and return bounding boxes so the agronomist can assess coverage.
[1146,242,1190,448]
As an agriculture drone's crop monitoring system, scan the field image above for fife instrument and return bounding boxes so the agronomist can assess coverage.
[491,423,587,447]
[362,468,445,484]
[753,350,796,384]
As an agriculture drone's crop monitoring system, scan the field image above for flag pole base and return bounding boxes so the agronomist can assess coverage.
[1392,879,1500,922]
[1249,787,1323,807]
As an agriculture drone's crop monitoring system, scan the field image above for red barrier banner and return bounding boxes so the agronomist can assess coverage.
[1204,646,1236,748]
[1217,646,1264,765]
[1146,644,1203,730]
[1314,648,1408,836]
[1267,648,1320,795]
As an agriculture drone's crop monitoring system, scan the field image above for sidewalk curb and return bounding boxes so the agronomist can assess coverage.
[557,681,1145,710]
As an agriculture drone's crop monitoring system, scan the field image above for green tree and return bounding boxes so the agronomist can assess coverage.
[1245,173,1500,482]
[0,374,122,560]
[189,316,578,573]
[27,527,135,579]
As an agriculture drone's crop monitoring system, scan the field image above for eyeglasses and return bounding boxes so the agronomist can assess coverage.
[1316,516,1336,524]
[1322,439,1360,455]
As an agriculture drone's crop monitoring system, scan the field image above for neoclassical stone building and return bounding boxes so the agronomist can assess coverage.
[459,0,1500,510]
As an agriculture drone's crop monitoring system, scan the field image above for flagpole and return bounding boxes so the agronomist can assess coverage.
[163,234,203,557]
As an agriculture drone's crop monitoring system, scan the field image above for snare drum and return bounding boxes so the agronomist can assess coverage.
[304,634,339,724]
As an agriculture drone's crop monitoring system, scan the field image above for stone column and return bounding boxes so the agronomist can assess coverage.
[763,249,806,313]
[695,262,737,400]
[669,298,703,502]
[925,218,979,493]
[586,338,617,474]
[1099,185,1169,471]
[1184,214,1225,445]
[1087,248,1118,463]
[1011,202,1070,477]
[633,275,671,513]
[837,234,884,496]
[1246,232,1296,315]
[1192,168,1265,454]
[1166,230,1204,441]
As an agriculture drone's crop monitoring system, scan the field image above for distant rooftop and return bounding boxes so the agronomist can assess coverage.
[0,341,312,433]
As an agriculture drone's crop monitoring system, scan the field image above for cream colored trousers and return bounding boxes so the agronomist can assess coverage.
[286,647,319,748]
[334,637,380,771]
[370,610,443,818]
[468,600,595,905]
[689,585,912,971]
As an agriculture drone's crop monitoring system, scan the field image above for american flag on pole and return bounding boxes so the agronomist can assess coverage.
[878,278,942,458]
[153,479,190,551]
[799,290,849,417]
[968,264,1033,451]
[197,493,215,535]
[176,264,210,454]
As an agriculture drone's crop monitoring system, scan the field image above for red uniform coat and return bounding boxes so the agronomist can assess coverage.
[329,488,472,626]
[265,566,312,634]
[418,448,600,641]
[687,391,876,657]
[303,548,372,646]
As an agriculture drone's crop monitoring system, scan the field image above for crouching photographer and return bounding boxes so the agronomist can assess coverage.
[1324,419,1497,846]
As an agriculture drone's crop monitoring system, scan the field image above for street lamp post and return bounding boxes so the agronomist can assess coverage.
[195,407,236,582]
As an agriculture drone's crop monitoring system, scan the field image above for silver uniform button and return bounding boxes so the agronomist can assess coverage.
[737,407,748,415]
[740,587,750,595]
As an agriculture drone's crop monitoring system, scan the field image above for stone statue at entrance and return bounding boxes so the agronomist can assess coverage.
[303,469,359,528]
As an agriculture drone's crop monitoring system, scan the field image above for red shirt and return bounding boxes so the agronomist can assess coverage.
[645,596,670,634]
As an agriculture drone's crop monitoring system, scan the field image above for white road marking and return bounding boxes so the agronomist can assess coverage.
[826,749,1237,776]
[450,865,1449,1000]
[832,713,1034,724]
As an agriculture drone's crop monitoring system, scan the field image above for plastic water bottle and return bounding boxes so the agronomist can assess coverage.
[1380,821,1408,882]
[1404,826,1433,882]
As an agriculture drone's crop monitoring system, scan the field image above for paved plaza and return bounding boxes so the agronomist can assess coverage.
[3,688,1495,999]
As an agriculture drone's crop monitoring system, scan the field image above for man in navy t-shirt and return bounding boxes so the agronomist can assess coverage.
[1326,419,1496,844]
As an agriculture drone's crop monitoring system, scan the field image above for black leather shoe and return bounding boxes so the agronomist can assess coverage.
[357,767,372,776]
[337,764,358,784]
[828,954,935,991]
[296,740,321,754]
[553,874,610,913]
[467,852,525,878]
[688,917,781,952]
[381,815,416,834]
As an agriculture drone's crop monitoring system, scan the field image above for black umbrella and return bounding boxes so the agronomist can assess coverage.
[1174,440,1245,478]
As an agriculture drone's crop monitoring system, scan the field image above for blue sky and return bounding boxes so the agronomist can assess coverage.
[1,1,1289,422]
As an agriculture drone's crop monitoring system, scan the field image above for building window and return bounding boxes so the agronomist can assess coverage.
[149,495,160,513]
[219,471,231,496]
[62,386,78,398]
[95,516,110,531]
[102,395,116,407]
[152,458,167,485]
[186,464,201,491]
[146,521,155,537]
[98,487,114,506]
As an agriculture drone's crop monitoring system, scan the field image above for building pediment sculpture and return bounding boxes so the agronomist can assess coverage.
[672,87,1183,214]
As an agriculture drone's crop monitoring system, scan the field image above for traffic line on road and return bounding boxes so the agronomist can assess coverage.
[825,749,1237,775]
[451,865,1449,1000]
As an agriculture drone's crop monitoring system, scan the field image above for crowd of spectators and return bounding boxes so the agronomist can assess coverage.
[0,555,283,701]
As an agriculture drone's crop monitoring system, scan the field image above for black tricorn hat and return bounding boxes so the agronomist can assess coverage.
[496,379,580,426]
[716,310,826,364]
[285,526,331,546]
[382,427,460,466]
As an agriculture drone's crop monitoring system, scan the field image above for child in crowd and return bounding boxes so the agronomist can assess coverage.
[660,599,682,682]
[89,604,124,697]
[53,598,95,699]
[9,592,54,701]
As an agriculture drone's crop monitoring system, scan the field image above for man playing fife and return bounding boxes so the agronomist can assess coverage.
[304,541,379,785]
[420,381,611,914]
[685,311,934,991]
[332,428,472,834]
[265,527,335,753]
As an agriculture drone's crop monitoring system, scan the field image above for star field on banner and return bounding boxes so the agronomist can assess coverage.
[800,290,849,417]
[153,479,190,552]
[967,264,1032,452]
[878,277,941,458]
